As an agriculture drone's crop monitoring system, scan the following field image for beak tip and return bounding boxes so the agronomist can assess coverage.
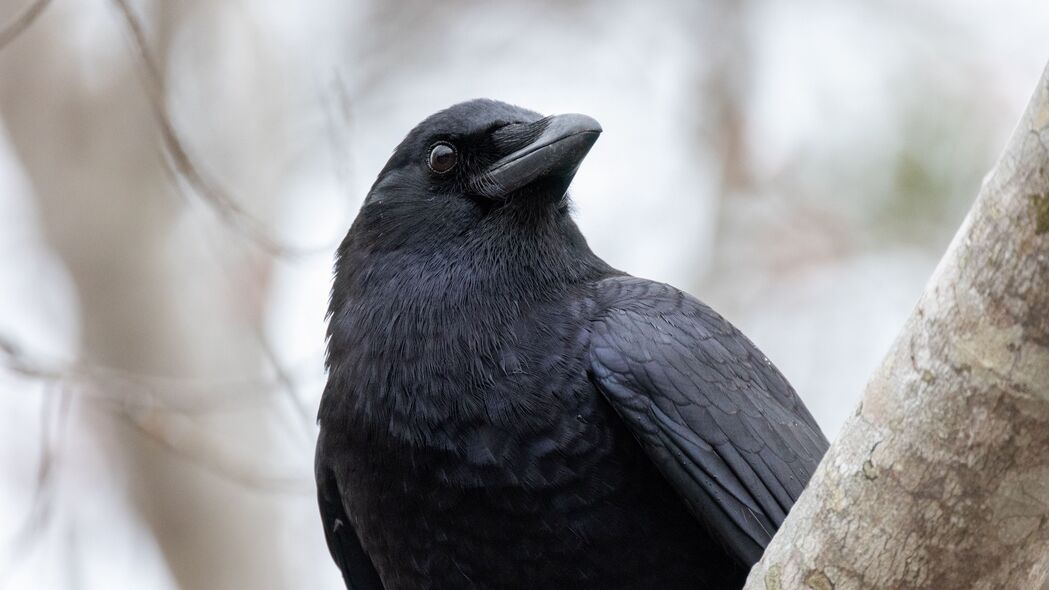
[558,113,602,136]
[479,111,603,198]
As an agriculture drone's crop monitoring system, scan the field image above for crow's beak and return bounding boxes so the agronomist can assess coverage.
[476,113,602,200]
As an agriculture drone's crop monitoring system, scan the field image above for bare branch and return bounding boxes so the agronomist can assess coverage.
[0,383,69,585]
[0,0,51,51]
[1,337,312,496]
[115,408,310,495]
[320,72,356,195]
[0,332,322,417]
[253,322,314,439]
[110,0,332,259]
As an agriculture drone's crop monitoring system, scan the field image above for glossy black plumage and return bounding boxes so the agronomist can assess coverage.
[316,99,829,589]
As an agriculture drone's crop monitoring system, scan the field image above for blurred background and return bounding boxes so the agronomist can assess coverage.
[0,0,1046,588]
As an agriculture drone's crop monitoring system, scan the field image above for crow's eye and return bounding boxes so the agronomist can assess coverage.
[427,142,457,174]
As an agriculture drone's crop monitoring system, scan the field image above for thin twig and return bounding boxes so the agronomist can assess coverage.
[0,333,323,416]
[0,0,51,51]
[254,321,314,436]
[321,71,356,196]
[0,382,65,586]
[115,408,311,495]
[110,0,330,258]
[171,182,317,437]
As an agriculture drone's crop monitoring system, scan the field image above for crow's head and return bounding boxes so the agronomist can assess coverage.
[352,99,601,252]
[374,99,601,205]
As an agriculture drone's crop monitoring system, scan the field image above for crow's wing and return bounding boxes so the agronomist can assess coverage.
[588,276,829,565]
[316,458,384,590]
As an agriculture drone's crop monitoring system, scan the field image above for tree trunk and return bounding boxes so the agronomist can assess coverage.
[744,62,1049,589]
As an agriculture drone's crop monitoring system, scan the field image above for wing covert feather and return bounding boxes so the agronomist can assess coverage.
[588,276,829,565]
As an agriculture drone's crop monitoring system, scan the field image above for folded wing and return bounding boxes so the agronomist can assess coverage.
[588,276,829,565]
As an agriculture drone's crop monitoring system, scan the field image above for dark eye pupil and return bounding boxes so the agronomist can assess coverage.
[428,143,457,173]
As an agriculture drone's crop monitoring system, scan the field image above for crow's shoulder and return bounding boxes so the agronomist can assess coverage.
[584,275,828,565]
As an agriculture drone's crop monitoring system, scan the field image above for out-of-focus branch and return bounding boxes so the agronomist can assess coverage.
[111,0,329,258]
[321,72,356,194]
[117,410,310,494]
[253,322,313,435]
[2,334,314,495]
[0,0,50,51]
[0,383,64,584]
[1,0,305,585]
[1,333,322,417]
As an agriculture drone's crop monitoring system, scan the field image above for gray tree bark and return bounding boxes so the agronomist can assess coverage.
[745,62,1049,589]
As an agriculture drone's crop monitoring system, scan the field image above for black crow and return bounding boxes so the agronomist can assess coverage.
[316,99,829,590]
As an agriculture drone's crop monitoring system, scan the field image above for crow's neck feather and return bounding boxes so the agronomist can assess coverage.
[321,204,613,445]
